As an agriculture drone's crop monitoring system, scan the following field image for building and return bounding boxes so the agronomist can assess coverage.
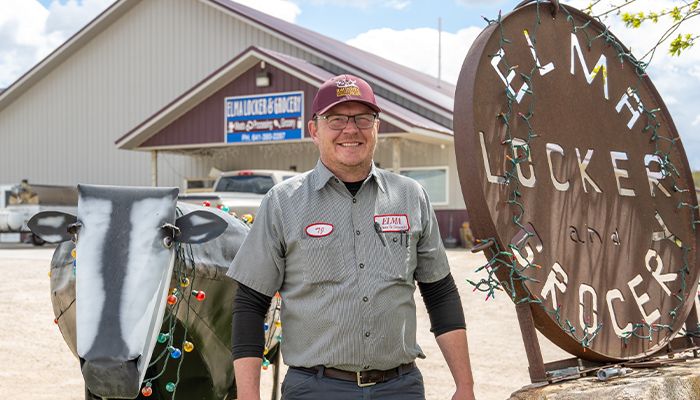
[0,0,468,241]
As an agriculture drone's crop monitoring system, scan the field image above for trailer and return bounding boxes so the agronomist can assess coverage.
[0,180,78,245]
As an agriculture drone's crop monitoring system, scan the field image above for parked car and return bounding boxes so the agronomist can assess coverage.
[178,169,301,219]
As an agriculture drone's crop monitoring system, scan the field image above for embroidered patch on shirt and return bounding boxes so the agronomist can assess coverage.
[305,223,334,237]
[373,214,410,232]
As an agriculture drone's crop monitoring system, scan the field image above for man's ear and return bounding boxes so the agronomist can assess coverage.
[308,119,319,144]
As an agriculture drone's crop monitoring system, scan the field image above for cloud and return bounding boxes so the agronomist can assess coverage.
[0,0,113,88]
[0,0,49,87]
[386,0,410,10]
[306,0,411,10]
[346,26,482,84]
[235,0,301,22]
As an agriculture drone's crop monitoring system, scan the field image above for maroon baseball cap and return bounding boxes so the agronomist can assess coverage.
[311,74,382,117]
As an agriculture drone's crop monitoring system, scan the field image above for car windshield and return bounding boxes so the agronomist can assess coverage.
[214,175,275,195]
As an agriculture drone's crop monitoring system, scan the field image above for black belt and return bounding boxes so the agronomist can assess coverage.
[290,362,416,387]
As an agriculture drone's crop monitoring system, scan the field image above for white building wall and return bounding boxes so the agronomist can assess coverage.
[0,0,340,188]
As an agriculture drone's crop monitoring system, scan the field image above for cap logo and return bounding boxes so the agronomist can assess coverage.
[335,78,361,97]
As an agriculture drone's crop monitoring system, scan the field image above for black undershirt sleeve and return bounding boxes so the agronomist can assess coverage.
[417,273,467,336]
[231,282,273,360]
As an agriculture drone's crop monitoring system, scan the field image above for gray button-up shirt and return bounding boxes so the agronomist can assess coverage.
[227,160,450,371]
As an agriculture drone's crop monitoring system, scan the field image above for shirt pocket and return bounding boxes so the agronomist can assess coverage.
[300,235,349,284]
[379,231,415,282]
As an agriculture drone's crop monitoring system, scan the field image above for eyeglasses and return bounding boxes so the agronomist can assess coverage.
[316,113,378,130]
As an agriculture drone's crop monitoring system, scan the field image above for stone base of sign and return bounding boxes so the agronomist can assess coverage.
[509,356,700,400]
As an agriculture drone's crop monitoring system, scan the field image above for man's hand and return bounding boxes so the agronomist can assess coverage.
[233,357,263,400]
[452,385,476,400]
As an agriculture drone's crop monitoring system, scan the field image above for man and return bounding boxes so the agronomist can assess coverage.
[228,74,475,399]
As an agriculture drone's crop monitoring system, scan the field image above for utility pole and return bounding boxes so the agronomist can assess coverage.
[437,17,442,88]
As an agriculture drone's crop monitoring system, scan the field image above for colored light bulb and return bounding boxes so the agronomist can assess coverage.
[171,288,178,295]
[48,270,51,278]
[53,318,58,325]
[73,260,76,267]
[193,290,206,301]
[169,347,182,359]
[141,385,153,397]
[222,206,230,213]
[157,333,169,343]
[71,248,77,258]
[263,347,269,355]
[167,294,177,305]
[183,341,194,352]
[274,320,281,328]
[180,277,190,287]
[216,204,223,209]
[166,382,176,392]
[276,335,283,342]
[263,323,269,332]
[202,201,211,207]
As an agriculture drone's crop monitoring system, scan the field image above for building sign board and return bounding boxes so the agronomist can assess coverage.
[453,3,699,361]
[225,91,304,143]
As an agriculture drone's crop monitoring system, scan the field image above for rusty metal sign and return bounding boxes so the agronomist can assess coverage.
[454,2,699,361]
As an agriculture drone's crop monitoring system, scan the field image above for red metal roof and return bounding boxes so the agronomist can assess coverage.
[116,46,452,150]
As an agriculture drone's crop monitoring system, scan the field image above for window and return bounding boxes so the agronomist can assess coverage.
[215,175,275,194]
[400,167,448,205]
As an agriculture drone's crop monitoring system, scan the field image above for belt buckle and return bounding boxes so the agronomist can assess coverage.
[356,371,377,387]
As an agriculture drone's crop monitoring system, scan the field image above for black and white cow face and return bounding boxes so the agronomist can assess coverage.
[28,184,227,399]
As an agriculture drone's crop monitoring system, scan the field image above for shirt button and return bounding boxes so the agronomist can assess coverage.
[352,198,357,204]
[359,263,365,269]
[392,237,398,243]
[334,178,340,183]
[355,230,361,236]
[365,331,371,338]
[362,296,368,302]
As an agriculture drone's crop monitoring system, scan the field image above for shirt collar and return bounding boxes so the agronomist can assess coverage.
[311,160,386,193]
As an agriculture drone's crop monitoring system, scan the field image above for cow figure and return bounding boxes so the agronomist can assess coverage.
[29,184,281,399]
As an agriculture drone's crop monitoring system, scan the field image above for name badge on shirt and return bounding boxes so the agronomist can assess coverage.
[374,214,410,232]
[305,223,334,237]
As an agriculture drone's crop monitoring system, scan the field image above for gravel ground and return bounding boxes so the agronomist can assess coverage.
[0,245,568,399]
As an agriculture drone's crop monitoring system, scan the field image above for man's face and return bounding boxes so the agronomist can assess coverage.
[308,102,379,178]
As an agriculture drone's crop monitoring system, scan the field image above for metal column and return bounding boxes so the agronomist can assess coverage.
[391,138,401,173]
[150,150,158,187]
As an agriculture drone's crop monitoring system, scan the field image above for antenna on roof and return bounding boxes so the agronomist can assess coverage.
[437,17,442,88]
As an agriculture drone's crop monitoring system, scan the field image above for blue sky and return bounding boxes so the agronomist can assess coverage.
[3,0,700,167]
[293,1,514,41]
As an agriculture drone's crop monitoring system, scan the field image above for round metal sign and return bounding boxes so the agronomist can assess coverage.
[454,3,699,361]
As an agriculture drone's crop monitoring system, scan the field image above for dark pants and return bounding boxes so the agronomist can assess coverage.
[281,366,425,400]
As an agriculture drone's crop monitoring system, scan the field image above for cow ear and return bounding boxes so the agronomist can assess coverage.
[174,210,227,244]
[27,211,77,243]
